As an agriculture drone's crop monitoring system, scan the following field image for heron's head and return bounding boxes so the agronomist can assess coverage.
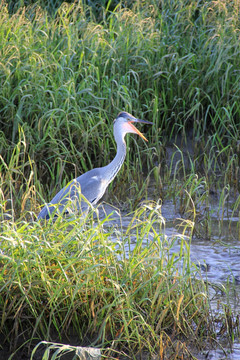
[113,111,153,141]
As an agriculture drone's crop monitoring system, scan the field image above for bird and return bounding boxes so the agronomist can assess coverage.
[37,111,153,220]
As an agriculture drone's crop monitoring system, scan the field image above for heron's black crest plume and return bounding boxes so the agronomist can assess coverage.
[116,111,132,119]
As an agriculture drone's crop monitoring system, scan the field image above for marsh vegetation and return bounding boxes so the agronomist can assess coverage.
[0,0,239,359]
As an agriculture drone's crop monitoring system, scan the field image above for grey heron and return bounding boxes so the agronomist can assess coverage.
[37,112,152,219]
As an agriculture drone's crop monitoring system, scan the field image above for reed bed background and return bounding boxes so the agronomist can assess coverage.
[0,0,239,217]
[0,0,240,358]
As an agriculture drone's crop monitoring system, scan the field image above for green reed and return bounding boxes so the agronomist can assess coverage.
[0,204,215,359]
[0,2,239,356]
[0,0,239,210]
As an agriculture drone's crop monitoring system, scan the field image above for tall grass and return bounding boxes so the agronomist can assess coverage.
[0,0,239,214]
[0,1,239,357]
[0,204,223,359]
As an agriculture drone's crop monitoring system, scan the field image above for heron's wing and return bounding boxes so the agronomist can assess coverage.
[37,181,83,220]
[38,168,107,219]
[78,168,107,204]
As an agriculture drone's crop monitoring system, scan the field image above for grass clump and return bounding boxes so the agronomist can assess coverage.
[0,0,240,211]
[0,205,215,359]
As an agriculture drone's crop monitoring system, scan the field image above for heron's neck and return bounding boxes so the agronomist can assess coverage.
[103,134,126,185]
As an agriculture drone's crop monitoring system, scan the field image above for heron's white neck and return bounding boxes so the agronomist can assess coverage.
[103,131,127,185]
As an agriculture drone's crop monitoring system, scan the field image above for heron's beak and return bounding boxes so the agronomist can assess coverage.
[129,118,153,142]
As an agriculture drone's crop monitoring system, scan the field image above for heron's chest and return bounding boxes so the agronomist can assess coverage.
[91,176,108,191]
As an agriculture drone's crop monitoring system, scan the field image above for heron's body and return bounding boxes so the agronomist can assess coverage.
[37,112,152,220]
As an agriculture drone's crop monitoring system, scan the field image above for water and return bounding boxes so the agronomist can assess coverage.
[98,196,240,360]
[99,200,239,285]
[197,342,240,360]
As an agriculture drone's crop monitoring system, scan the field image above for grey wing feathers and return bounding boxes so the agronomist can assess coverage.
[37,168,107,219]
